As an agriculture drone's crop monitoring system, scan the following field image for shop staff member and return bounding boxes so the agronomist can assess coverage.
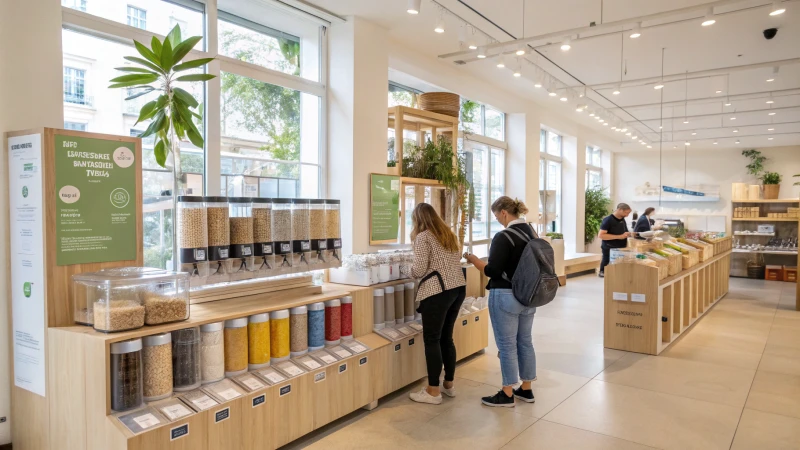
[598,203,632,278]
[633,207,656,239]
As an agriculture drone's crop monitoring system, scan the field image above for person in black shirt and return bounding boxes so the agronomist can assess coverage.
[598,203,632,277]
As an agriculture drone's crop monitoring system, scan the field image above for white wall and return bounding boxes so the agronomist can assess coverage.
[613,146,800,230]
[0,0,64,444]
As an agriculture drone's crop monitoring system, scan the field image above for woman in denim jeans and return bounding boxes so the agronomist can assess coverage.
[465,196,537,407]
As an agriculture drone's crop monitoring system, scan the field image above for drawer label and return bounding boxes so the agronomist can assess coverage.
[214,407,230,423]
[280,384,292,396]
[462,319,468,326]
[170,424,189,441]
[631,293,646,303]
[252,394,266,408]
[338,363,347,374]
[359,356,368,366]
[394,343,401,352]
[612,292,628,301]
[474,315,480,322]
[314,371,326,383]
[408,338,415,346]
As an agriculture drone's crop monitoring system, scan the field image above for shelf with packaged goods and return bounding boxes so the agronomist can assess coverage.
[733,232,775,236]
[732,217,799,222]
[732,249,798,255]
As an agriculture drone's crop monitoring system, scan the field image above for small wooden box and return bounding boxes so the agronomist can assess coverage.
[784,266,797,283]
[765,265,784,281]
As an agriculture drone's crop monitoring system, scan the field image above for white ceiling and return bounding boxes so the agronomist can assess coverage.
[306,0,800,151]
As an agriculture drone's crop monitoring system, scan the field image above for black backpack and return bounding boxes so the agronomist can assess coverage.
[500,225,560,308]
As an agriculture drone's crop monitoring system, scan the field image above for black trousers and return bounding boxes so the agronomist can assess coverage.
[418,286,466,387]
[600,245,610,273]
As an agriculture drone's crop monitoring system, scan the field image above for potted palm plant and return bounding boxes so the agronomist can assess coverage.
[108,25,215,270]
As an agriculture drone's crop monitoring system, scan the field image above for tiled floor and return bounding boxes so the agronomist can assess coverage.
[285,275,800,450]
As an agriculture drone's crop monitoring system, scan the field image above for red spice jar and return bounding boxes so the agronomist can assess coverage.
[324,299,341,346]
[341,296,353,340]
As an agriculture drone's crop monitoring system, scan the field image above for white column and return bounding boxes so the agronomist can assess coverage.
[562,135,579,254]
[506,113,540,219]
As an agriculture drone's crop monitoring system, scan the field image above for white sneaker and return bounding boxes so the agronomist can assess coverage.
[409,388,442,405]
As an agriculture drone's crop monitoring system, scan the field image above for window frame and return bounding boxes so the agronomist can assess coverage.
[126,5,147,30]
[461,132,507,249]
[63,66,87,105]
[539,129,563,233]
[585,145,603,190]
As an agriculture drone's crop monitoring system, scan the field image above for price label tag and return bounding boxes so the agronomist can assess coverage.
[408,323,423,332]
[170,424,189,441]
[334,349,352,359]
[383,329,400,339]
[217,388,241,401]
[278,363,304,377]
[242,377,265,391]
[397,326,413,335]
[300,357,321,370]
[348,344,367,353]
[631,293,646,303]
[132,413,161,430]
[191,394,217,410]
[263,371,286,384]
[318,353,337,364]
[161,403,192,421]
[613,292,628,301]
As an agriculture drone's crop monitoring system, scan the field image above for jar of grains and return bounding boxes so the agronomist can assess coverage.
[325,200,342,267]
[341,296,353,340]
[224,318,248,377]
[142,332,173,402]
[110,338,144,412]
[372,288,385,331]
[248,313,270,370]
[270,309,290,363]
[205,196,231,284]
[404,281,416,322]
[393,284,404,325]
[324,299,341,346]
[307,302,325,351]
[309,199,327,266]
[229,197,255,280]
[141,273,190,326]
[289,306,308,357]
[171,327,201,392]
[383,286,395,328]
[291,198,311,270]
[176,196,209,286]
[251,198,275,277]
[271,199,293,273]
[200,322,225,384]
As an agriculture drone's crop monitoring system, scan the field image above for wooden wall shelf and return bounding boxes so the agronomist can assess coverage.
[732,217,799,222]
[731,199,800,204]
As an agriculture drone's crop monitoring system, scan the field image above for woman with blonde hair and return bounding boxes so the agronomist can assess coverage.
[408,203,467,405]
[465,196,538,407]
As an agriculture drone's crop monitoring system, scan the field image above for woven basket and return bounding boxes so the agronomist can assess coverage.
[418,92,460,117]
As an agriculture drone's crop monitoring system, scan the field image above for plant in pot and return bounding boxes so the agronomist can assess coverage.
[108,25,215,270]
[585,187,611,247]
[761,172,782,199]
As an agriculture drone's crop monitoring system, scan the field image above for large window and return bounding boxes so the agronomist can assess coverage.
[585,145,602,190]
[61,0,327,268]
[540,129,562,233]
[462,137,507,243]
[388,82,419,108]
[460,99,505,141]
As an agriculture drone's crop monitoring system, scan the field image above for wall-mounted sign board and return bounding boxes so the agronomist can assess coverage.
[369,173,400,245]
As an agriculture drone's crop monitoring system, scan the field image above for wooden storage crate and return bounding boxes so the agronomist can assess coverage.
[785,266,797,282]
[646,255,670,280]
[679,239,714,261]
[766,265,784,281]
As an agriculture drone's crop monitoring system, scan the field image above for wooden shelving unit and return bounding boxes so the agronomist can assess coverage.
[731,199,800,204]
[732,217,799,222]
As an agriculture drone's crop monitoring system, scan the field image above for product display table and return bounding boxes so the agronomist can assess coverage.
[604,249,731,355]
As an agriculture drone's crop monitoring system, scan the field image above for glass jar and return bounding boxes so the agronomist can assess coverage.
[289,306,308,357]
[372,288,385,331]
[110,338,143,412]
[252,198,275,278]
[307,302,325,351]
[291,199,311,270]
[271,199,293,273]
[309,199,327,267]
[248,313,270,370]
[224,318,248,377]
[205,196,231,284]
[269,309,290,363]
[229,197,255,280]
[176,195,209,287]
[325,200,342,268]
[341,296,353,340]
[324,299,341,346]
[384,286,395,327]
[393,284,404,325]
[171,327,201,392]
[404,281,416,322]
[200,322,225,384]
[142,332,173,402]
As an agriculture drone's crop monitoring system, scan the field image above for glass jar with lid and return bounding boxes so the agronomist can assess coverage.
[309,199,327,267]
[205,196,231,285]
[224,317,248,377]
[325,200,342,268]
[271,199,293,274]
[142,332,172,402]
[251,198,275,278]
[171,327,201,392]
[291,199,311,271]
[110,338,144,412]
[228,197,255,280]
[176,195,209,287]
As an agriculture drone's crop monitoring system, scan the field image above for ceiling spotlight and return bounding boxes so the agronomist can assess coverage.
[548,90,557,97]
[630,22,642,39]
[733,128,739,133]
[770,1,786,15]
[631,135,638,140]
[603,122,609,126]
[769,112,776,116]
[476,47,487,59]
[730,116,736,120]
[654,84,664,89]
[701,8,716,26]
[713,140,718,145]
[735,139,741,144]
[589,112,595,117]
[407,0,421,14]
[766,77,775,82]
[683,119,689,124]
[611,126,617,130]
[768,137,774,140]
[434,17,445,33]
[577,107,584,112]
[716,90,723,94]
[647,145,652,149]
[468,43,478,50]
[768,127,775,131]
[534,81,542,88]
[612,87,621,95]
[691,132,697,135]
[626,132,632,136]
[561,38,571,51]
[766,99,774,104]
[685,142,691,146]
[496,55,505,68]
[621,128,628,132]
[659,125,663,129]
[513,68,522,78]
[724,101,732,106]
[516,46,526,56]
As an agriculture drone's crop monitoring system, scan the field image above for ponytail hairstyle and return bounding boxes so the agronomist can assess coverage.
[410,203,460,252]
[490,196,529,218]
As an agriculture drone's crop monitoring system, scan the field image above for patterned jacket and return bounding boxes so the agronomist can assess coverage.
[411,230,466,302]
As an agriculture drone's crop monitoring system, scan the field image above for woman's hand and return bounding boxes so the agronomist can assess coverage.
[464,253,480,265]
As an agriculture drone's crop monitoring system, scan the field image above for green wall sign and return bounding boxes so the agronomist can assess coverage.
[55,135,137,265]
[370,174,400,244]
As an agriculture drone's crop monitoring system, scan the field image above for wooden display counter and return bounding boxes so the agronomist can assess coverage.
[32,283,488,450]
[604,250,731,355]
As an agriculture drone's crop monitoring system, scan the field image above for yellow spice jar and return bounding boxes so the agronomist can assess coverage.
[270,309,290,363]
[224,317,248,377]
[248,313,270,369]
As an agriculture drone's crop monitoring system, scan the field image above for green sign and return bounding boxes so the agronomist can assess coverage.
[55,135,137,265]
[370,174,400,243]
[23,282,32,298]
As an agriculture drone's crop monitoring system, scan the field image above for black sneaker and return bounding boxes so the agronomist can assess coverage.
[513,387,535,403]
[598,271,605,278]
[481,390,515,408]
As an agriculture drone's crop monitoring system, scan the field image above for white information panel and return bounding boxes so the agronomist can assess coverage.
[8,133,46,397]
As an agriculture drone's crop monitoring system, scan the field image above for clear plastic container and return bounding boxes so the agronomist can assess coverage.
[252,198,275,278]
[292,199,311,270]
[115,406,166,434]
[176,195,209,287]
[404,281,416,322]
[309,199,327,267]
[229,197,255,280]
[325,200,342,267]
[203,377,245,403]
[341,296,353,340]
[307,302,325,351]
[290,306,309,357]
[178,389,219,412]
[200,322,225,384]
[73,267,188,332]
[253,366,288,386]
[272,199,293,273]
[232,372,266,393]
[171,327,201,392]
[142,332,172,402]
[205,196,231,285]
[384,286,395,327]
[224,317,248,377]
[270,309,290,363]
[248,313,270,370]
[373,288,385,331]
[110,338,143,412]
[151,397,194,422]
[325,299,341,346]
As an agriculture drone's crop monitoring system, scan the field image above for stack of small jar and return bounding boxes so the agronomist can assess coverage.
[176,196,343,287]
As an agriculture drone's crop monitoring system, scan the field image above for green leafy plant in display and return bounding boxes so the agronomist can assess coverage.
[546,232,564,240]
[741,149,766,179]
[108,25,215,168]
[585,187,611,245]
[761,171,782,185]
